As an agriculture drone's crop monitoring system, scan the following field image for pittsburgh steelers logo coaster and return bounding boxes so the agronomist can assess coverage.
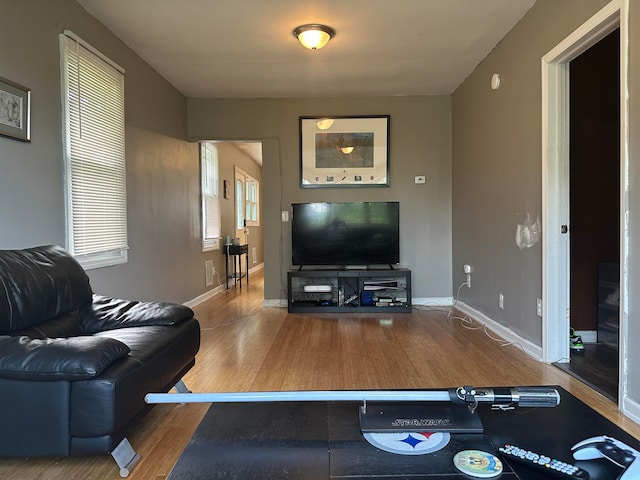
[363,431,451,455]
[453,450,503,478]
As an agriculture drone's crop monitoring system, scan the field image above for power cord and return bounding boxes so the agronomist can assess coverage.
[416,279,526,353]
[447,280,483,331]
[211,269,223,288]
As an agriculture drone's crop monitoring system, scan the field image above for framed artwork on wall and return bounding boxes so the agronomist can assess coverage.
[299,115,390,187]
[0,76,31,142]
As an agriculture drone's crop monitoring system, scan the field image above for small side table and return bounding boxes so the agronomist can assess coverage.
[225,244,249,289]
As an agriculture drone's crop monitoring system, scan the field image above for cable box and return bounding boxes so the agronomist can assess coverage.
[303,285,332,292]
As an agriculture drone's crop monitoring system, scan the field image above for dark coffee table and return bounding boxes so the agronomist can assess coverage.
[167,386,640,479]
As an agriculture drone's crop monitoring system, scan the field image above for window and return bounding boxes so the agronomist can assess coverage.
[245,176,259,226]
[235,176,244,234]
[234,167,260,241]
[59,31,127,269]
[201,143,221,251]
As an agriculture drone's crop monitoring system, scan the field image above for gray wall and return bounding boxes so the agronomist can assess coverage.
[187,97,453,302]
[453,0,640,405]
[452,0,611,345]
[0,0,211,304]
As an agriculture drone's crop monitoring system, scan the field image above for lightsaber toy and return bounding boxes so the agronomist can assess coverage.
[145,386,560,411]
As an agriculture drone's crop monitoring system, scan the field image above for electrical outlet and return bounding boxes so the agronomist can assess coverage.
[462,263,473,288]
[536,297,542,317]
[463,265,472,288]
[498,293,504,309]
[205,260,214,287]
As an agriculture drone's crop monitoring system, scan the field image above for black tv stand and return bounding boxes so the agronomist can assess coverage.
[287,268,411,313]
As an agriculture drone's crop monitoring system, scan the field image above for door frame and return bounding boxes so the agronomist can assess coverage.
[541,0,628,407]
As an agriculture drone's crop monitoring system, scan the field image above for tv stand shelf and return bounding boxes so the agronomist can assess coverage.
[287,268,411,313]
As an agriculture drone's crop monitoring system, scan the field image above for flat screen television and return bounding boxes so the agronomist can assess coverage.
[291,201,400,267]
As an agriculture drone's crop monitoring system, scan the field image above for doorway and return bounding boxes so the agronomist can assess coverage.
[542,0,628,409]
[553,29,620,401]
[228,143,263,274]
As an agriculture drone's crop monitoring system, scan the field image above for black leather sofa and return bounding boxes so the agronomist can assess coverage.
[0,245,200,473]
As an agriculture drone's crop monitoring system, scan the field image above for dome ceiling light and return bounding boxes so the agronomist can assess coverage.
[292,24,335,50]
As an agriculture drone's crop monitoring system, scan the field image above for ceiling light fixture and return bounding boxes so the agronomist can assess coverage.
[293,24,335,50]
[316,118,334,130]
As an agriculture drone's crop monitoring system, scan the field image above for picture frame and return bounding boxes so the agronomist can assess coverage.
[299,115,390,187]
[0,76,31,142]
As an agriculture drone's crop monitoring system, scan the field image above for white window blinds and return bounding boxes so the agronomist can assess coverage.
[201,143,221,251]
[60,32,128,269]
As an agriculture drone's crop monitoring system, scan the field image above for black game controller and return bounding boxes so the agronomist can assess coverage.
[572,435,640,480]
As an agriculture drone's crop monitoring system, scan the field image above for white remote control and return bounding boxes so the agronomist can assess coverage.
[499,444,589,479]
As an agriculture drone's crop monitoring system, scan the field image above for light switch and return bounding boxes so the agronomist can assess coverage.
[414,175,426,184]
[281,211,289,222]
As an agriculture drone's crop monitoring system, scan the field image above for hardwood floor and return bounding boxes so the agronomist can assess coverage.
[3,269,639,479]
[554,343,619,402]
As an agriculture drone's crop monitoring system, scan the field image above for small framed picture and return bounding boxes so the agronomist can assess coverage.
[0,76,31,142]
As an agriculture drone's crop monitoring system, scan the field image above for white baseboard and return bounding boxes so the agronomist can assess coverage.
[264,299,287,308]
[184,284,226,308]
[455,301,544,361]
[249,262,264,274]
[622,394,640,425]
[574,330,597,344]
[184,263,264,309]
[413,297,454,307]
[575,330,598,343]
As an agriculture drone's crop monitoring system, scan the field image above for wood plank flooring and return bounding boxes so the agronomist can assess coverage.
[2,269,638,479]
[554,343,619,402]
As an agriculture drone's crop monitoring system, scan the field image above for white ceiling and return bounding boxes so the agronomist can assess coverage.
[77,0,536,99]
[232,142,263,166]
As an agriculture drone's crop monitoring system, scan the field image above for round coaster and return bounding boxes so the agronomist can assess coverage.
[363,431,450,455]
[452,450,503,478]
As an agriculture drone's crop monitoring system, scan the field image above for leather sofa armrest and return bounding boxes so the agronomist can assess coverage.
[80,294,195,334]
[0,335,130,380]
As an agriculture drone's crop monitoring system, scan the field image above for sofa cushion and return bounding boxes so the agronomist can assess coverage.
[70,318,200,437]
[0,245,93,333]
[11,311,85,339]
[80,294,194,333]
[0,335,130,380]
